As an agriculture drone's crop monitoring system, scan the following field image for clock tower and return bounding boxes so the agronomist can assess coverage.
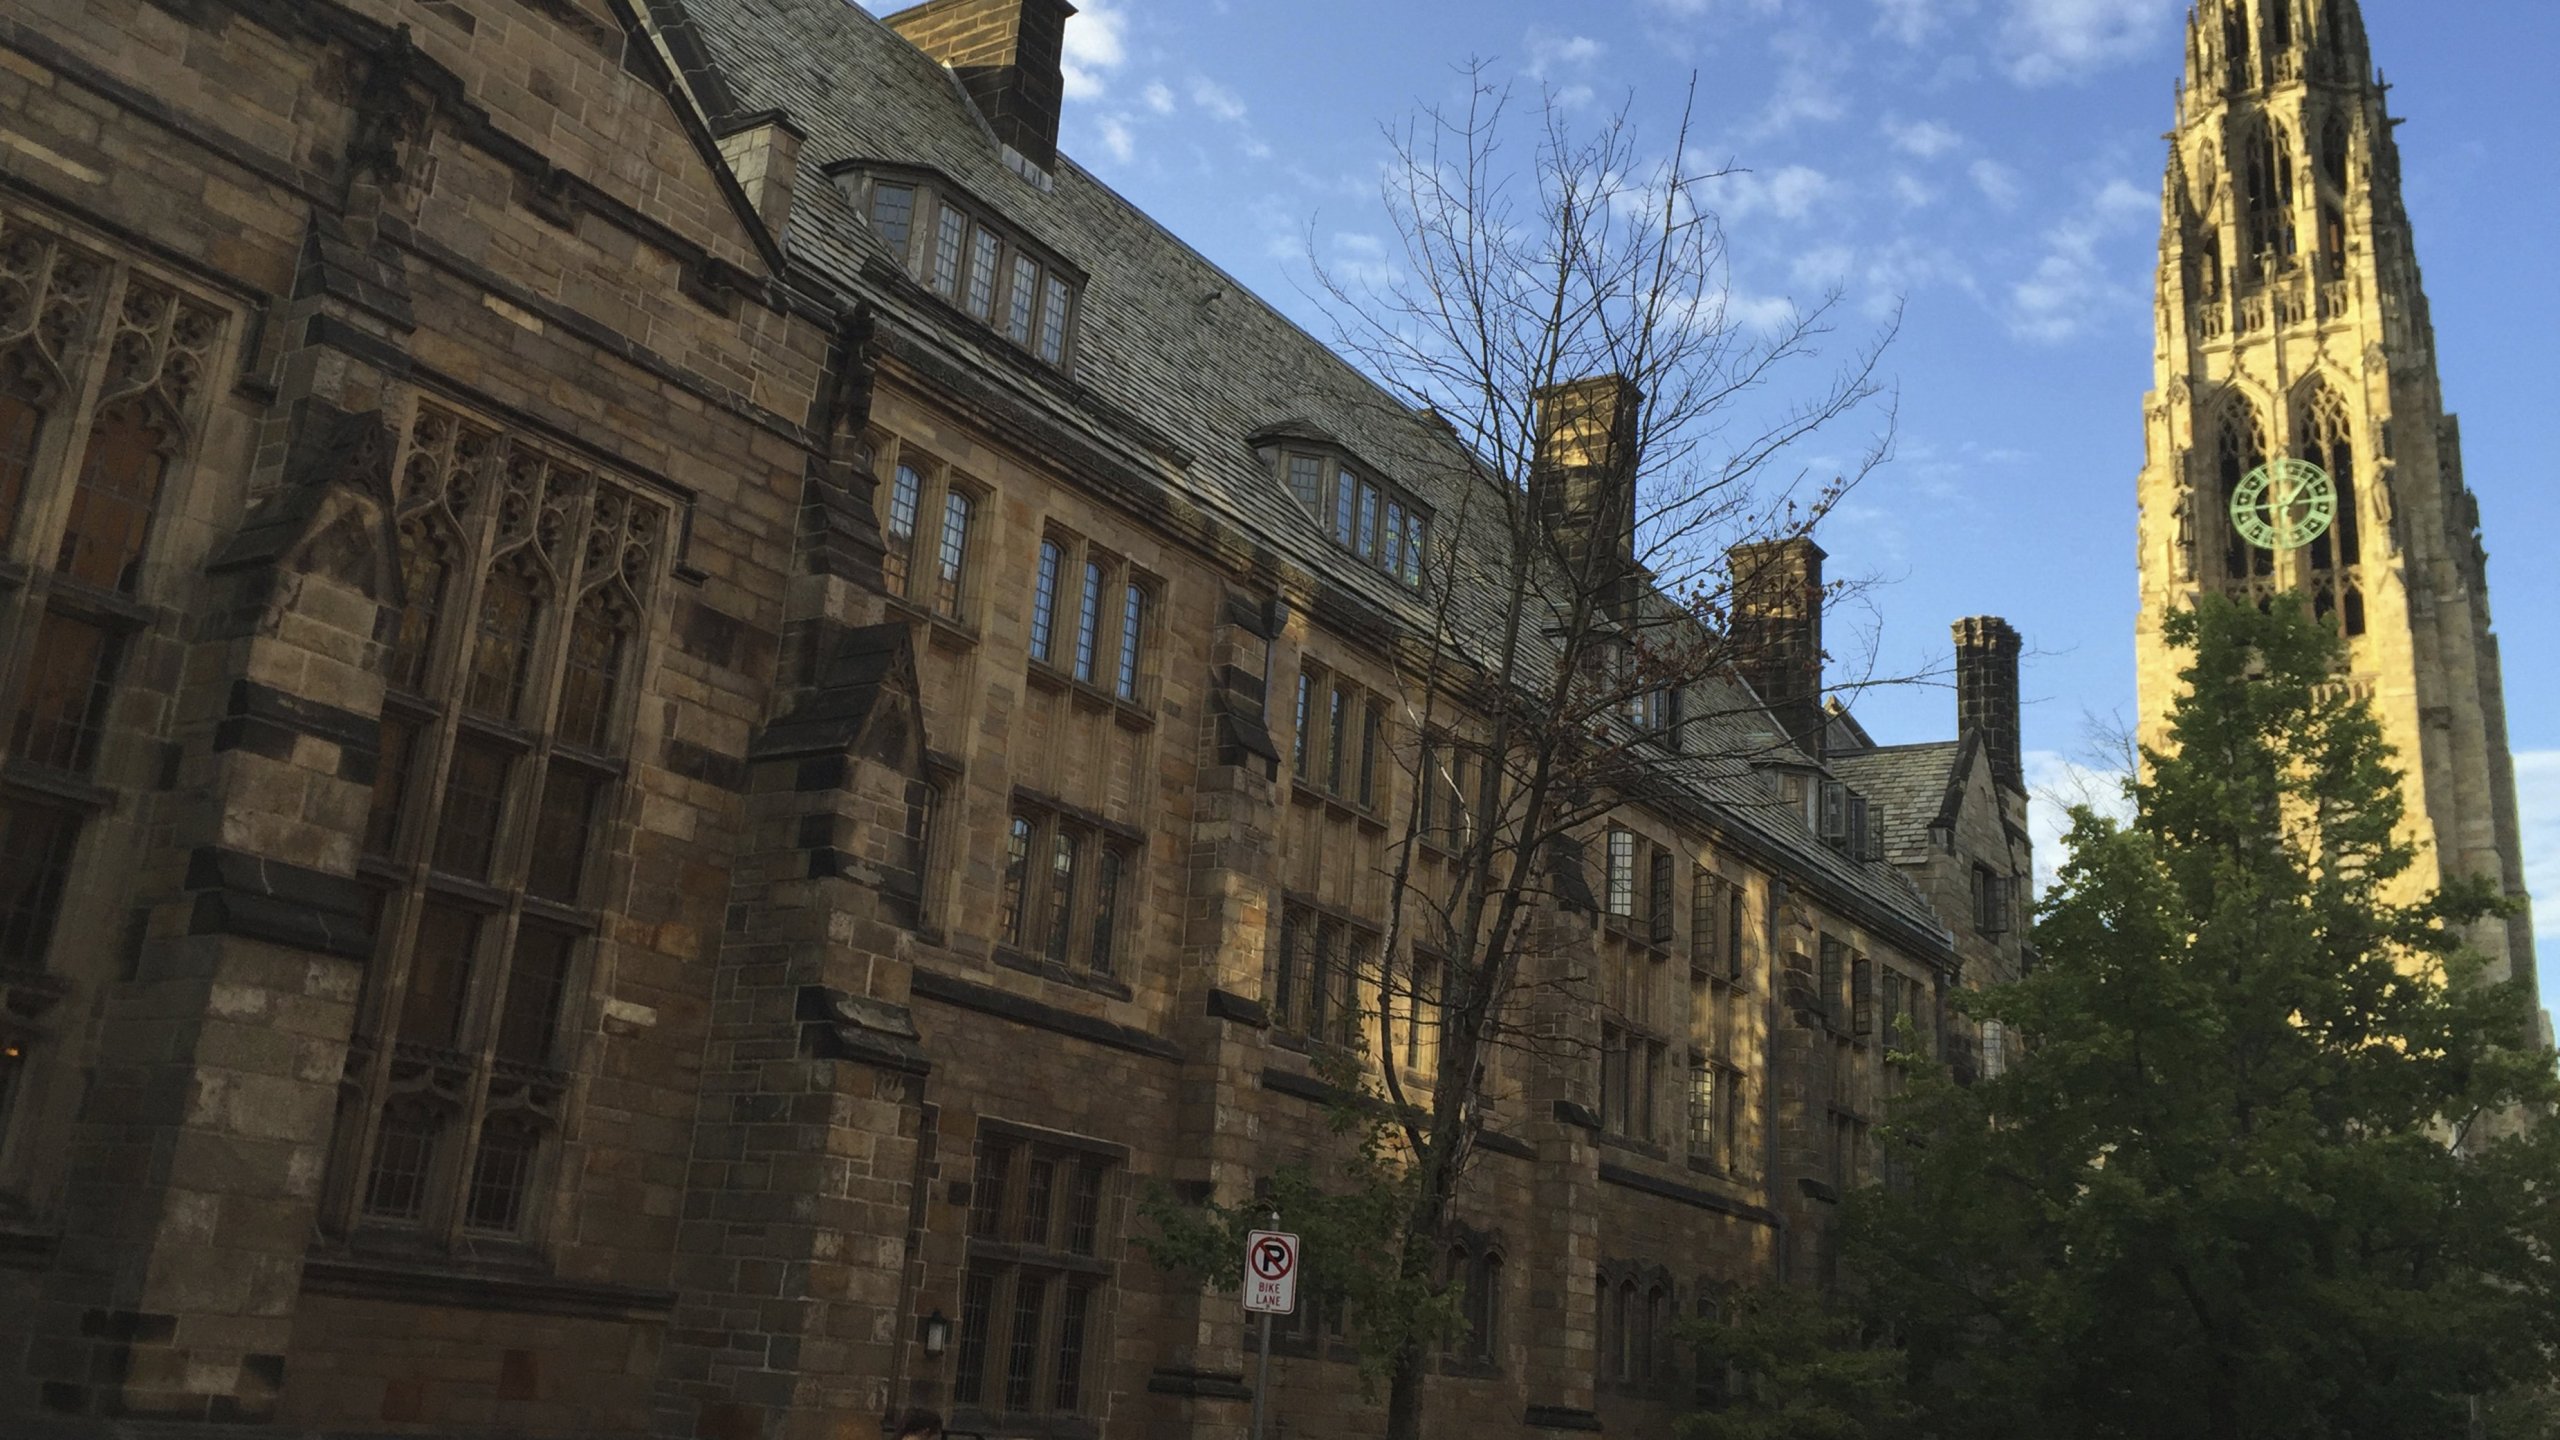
[2135,0,2545,1037]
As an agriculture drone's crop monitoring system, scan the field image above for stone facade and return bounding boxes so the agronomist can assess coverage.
[0,2,2028,1438]
[2133,0,2546,1047]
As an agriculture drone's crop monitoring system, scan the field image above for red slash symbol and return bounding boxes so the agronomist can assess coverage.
[1252,1237,1294,1281]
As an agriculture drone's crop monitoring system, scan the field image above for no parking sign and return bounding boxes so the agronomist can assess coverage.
[1243,1229,1299,1315]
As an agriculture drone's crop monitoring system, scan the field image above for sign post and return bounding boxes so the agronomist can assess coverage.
[1242,1218,1297,1440]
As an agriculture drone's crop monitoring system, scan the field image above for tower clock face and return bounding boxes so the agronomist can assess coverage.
[2229,457,2337,551]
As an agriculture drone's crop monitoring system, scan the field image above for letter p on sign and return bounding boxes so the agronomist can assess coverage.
[1243,1230,1299,1315]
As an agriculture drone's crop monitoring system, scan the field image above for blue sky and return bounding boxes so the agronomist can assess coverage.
[867,0,2560,1009]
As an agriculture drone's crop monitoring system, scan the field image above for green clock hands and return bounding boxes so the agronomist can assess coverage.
[2229,457,2337,551]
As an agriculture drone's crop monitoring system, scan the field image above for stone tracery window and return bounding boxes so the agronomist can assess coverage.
[0,214,218,970]
[2300,385,2365,635]
[2241,119,2297,276]
[2216,394,2274,587]
[327,399,668,1249]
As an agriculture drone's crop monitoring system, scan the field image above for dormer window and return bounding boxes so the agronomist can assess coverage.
[1267,446,1430,590]
[855,173,1081,367]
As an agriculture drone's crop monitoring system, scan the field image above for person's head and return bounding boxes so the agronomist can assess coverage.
[893,1410,942,1440]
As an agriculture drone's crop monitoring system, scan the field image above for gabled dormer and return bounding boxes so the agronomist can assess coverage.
[1248,421,1431,591]
[832,163,1085,369]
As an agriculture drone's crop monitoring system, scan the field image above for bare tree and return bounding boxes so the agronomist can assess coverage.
[1144,70,1901,1440]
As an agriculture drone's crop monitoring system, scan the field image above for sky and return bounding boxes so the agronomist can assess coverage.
[864,0,2560,1011]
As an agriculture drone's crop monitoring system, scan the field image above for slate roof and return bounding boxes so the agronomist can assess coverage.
[1827,739,1973,869]
[659,0,1953,957]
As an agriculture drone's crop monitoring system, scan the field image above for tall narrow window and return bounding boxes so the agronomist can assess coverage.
[884,463,922,598]
[1355,480,1380,558]
[965,229,1001,320]
[932,208,968,299]
[934,489,973,618]
[11,611,120,772]
[1001,814,1035,946]
[0,801,81,969]
[1005,256,1040,344]
[464,560,544,722]
[1044,829,1079,964]
[1332,470,1359,546]
[1325,683,1350,793]
[1357,704,1380,809]
[1074,559,1106,683]
[1030,538,1063,662]
[0,377,48,553]
[2218,398,2271,581]
[57,400,169,592]
[1089,847,1123,979]
[1037,276,1073,365]
[1115,581,1146,701]
[1606,830,1638,918]
[556,592,629,752]
[388,521,453,693]
[1648,850,1675,947]
[1292,671,1314,780]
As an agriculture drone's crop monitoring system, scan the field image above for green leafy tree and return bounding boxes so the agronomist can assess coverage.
[1832,595,2560,1439]
[1680,1286,1912,1440]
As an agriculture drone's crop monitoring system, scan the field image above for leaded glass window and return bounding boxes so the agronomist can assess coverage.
[328,400,669,1249]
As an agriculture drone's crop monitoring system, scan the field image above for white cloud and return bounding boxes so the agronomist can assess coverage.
[1885,117,1964,159]
[1188,76,1248,124]
[1097,116,1136,164]
[1060,0,1129,101]
[2000,0,2184,86]
[1710,164,1835,223]
[1142,81,1175,115]
[1876,0,1977,45]
[1528,30,1606,79]
[1327,231,1399,288]
[1790,243,1856,287]
[1893,173,1940,208]
[2025,748,2134,895]
[1749,28,1851,139]
[1970,158,2023,208]
[2007,176,2153,342]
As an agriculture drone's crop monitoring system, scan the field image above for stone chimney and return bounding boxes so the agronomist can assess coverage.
[1953,616,2023,793]
[884,0,1078,172]
[714,111,806,238]
[1728,538,1826,755]
[1531,375,1642,607]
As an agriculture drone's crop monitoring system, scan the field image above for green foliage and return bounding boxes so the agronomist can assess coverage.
[1132,1047,1466,1390]
[1679,1286,1913,1440]
[1829,597,2560,1440]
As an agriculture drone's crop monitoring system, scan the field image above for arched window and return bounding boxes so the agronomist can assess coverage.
[0,348,49,551]
[464,555,546,722]
[388,519,455,694]
[1618,1277,1641,1385]
[2218,397,2271,581]
[2224,1,2253,87]
[2242,121,2297,274]
[2301,388,2359,572]
[57,398,171,593]
[555,588,632,752]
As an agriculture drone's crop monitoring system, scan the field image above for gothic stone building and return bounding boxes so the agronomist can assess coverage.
[2135,0,2548,1051]
[0,0,2031,1436]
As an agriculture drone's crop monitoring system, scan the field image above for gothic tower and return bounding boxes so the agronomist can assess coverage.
[2135,0,2545,1037]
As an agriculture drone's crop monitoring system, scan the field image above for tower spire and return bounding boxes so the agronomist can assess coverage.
[2137,0,2547,1054]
